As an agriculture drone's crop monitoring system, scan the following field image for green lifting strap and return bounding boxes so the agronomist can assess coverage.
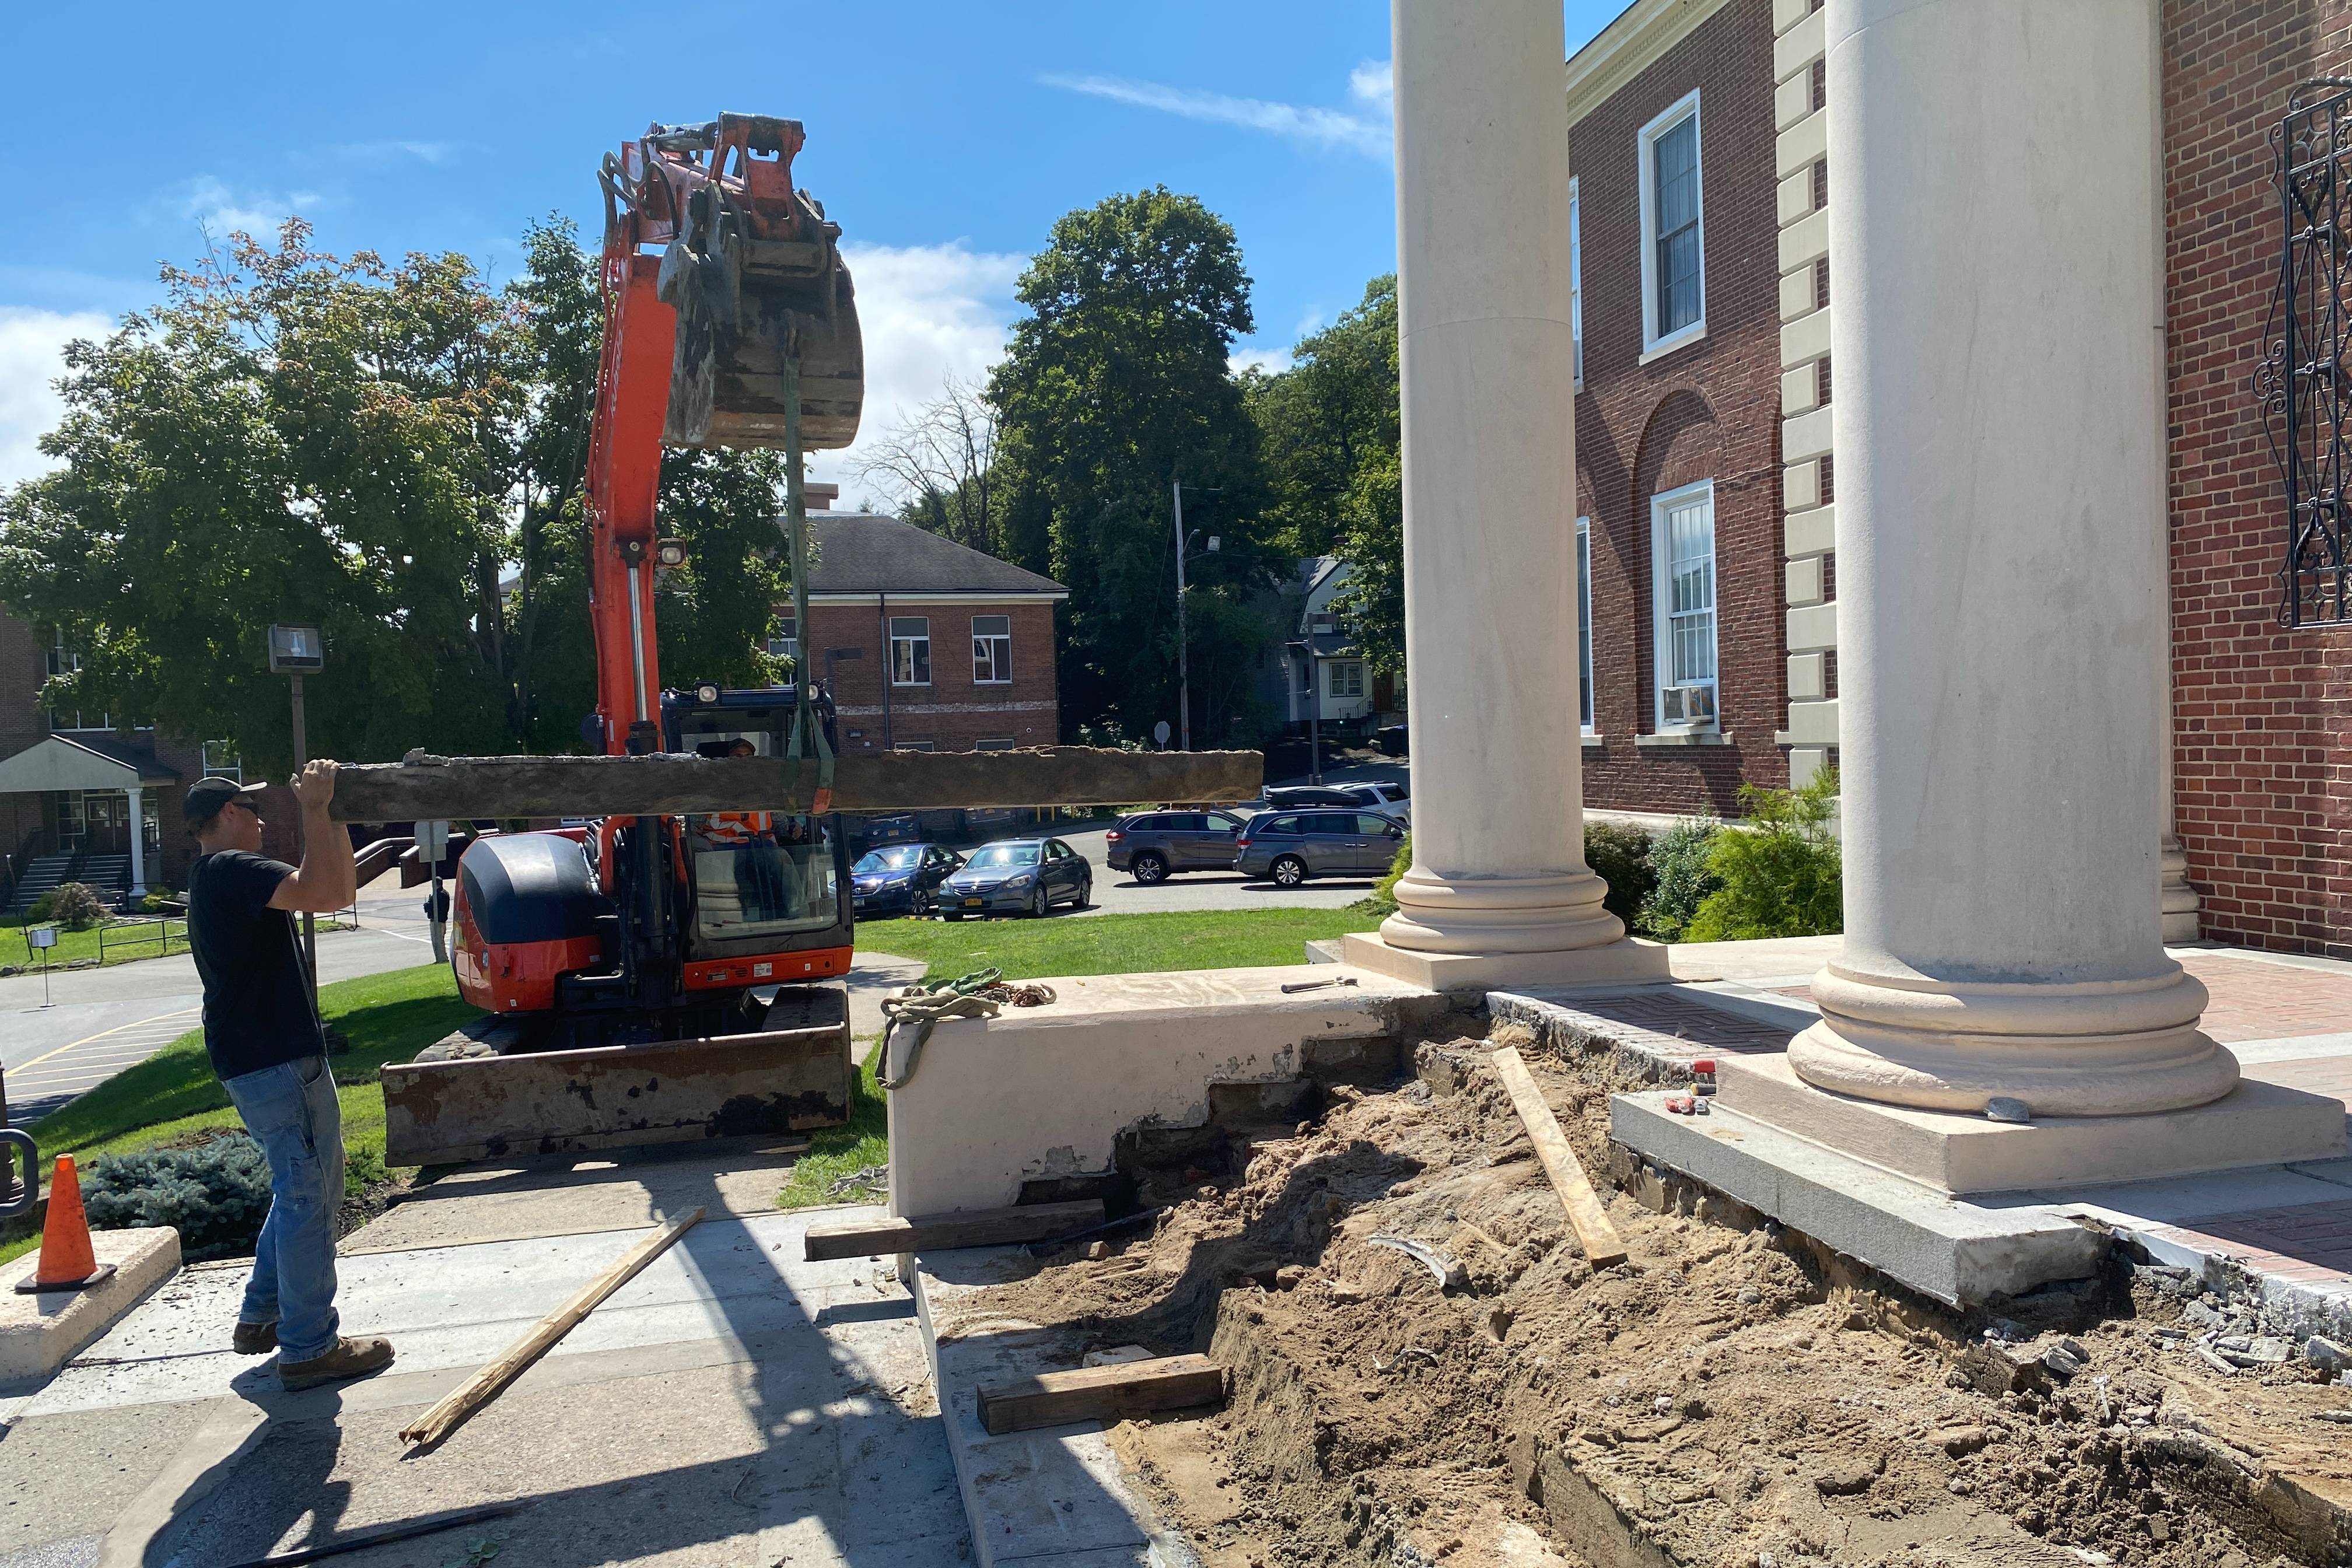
[782,352,836,814]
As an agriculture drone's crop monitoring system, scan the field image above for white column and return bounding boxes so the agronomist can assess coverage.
[1376,0,1619,958]
[1790,0,2233,1117]
[126,786,147,899]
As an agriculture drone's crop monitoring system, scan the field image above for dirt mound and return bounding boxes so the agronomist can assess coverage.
[964,1028,2352,1566]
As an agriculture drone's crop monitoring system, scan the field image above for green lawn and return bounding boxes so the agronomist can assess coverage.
[852,906,1367,985]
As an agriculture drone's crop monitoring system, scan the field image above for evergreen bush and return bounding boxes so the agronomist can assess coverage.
[1684,769,1843,942]
[1583,821,1656,928]
[1636,814,1724,940]
[83,1133,275,1261]
[1353,830,1412,918]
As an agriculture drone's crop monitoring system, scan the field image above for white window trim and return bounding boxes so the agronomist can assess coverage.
[1650,479,1718,734]
[889,617,932,687]
[971,615,1013,686]
[1637,89,1706,359]
[1569,176,1584,391]
[1576,517,1595,735]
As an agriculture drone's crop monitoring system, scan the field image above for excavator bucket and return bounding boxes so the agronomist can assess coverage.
[633,114,864,452]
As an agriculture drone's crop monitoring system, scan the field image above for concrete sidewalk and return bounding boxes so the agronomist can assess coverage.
[0,1150,971,1568]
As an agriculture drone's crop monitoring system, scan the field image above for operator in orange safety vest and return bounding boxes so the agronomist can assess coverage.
[705,739,774,845]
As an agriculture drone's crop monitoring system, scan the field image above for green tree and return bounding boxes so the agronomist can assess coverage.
[1246,275,1405,676]
[0,221,526,777]
[989,187,1276,743]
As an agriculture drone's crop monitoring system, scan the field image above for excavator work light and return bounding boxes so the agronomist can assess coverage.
[656,540,688,568]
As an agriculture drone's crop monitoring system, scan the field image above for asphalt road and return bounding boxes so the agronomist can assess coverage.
[1038,825,1379,916]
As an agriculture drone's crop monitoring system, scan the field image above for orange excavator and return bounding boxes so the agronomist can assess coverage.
[443,116,864,1055]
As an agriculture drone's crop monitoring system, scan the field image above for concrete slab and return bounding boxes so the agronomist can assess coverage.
[0,1228,180,1388]
[1715,1052,2349,1195]
[2230,1031,2352,1065]
[911,1245,1196,1568]
[1,1202,974,1568]
[1340,930,1671,991]
[341,1140,813,1254]
[1611,1092,2104,1306]
[885,964,1427,1217]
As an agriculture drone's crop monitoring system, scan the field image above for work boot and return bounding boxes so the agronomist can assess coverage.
[278,1335,395,1391]
[231,1320,278,1354]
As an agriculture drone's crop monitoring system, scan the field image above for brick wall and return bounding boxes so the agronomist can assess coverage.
[1572,0,1790,817]
[802,600,1060,753]
[2165,0,2352,956]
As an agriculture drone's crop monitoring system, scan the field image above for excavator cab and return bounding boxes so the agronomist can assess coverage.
[662,686,853,991]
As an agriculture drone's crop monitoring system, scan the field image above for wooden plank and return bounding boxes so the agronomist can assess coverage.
[328,747,1263,824]
[1489,1046,1629,1269]
[978,1353,1226,1436]
[398,1208,704,1449]
[803,1198,1104,1261]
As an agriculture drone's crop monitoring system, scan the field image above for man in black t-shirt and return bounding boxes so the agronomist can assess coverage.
[185,762,393,1391]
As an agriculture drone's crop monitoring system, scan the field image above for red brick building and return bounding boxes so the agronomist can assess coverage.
[1567,0,1821,817]
[2162,1,2352,957]
[794,512,1066,755]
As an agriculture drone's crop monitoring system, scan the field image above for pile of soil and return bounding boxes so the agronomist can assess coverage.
[965,1026,2352,1567]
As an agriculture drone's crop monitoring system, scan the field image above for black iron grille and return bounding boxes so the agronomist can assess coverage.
[2260,82,2352,626]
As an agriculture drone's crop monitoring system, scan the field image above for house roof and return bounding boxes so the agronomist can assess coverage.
[804,515,1067,601]
[0,733,182,794]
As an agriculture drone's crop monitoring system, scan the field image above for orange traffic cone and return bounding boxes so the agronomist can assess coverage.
[12,1155,116,1294]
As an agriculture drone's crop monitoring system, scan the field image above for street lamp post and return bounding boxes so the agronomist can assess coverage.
[1286,639,1324,786]
[1170,481,1221,752]
[268,624,325,1004]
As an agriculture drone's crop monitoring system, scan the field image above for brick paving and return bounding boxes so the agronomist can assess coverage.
[2143,1197,2352,1289]
[1765,951,2352,1046]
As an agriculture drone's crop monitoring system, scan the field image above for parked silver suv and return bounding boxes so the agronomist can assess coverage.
[1233,809,1406,886]
[1105,809,1250,883]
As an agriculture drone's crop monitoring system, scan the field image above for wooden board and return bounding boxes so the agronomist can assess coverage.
[803,1199,1104,1261]
[328,747,1264,824]
[399,1209,703,1448]
[978,1353,1226,1436]
[1489,1046,1629,1269]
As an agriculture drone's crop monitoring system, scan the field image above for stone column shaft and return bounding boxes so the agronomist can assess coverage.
[127,785,147,900]
[1378,0,1619,957]
[1790,0,2231,1116]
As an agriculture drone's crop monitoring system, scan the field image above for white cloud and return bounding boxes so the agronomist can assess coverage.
[152,175,322,240]
[804,242,1024,506]
[1041,71,1391,160]
[0,307,113,490]
[1350,58,1394,116]
[292,139,465,172]
[1230,346,1290,377]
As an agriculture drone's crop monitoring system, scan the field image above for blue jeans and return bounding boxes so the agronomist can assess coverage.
[223,1054,344,1363]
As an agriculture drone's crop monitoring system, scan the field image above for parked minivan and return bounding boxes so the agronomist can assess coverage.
[1233,810,1406,886]
[1105,809,1249,883]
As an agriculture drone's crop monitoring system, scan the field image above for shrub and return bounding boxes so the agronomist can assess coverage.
[139,888,178,914]
[83,1133,275,1261]
[1352,830,1412,918]
[28,881,107,930]
[344,1142,387,1197]
[1684,769,1843,942]
[1637,814,1723,940]
[1583,821,1656,928]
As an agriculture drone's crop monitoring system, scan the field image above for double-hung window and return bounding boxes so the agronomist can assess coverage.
[768,615,798,677]
[1651,481,1717,730]
[1329,662,1364,699]
[1639,92,1705,355]
[890,616,931,685]
[1576,518,1594,733]
[971,615,1012,684]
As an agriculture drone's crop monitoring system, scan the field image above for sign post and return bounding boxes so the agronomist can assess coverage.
[27,925,56,1010]
[268,625,326,1005]
[416,819,451,964]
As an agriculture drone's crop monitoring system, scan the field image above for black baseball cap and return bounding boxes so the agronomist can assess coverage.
[183,775,268,827]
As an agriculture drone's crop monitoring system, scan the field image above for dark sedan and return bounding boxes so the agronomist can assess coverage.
[850,842,964,918]
[937,838,1092,918]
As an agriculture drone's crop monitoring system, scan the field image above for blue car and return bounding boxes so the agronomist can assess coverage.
[850,842,964,918]
[937,838,1092,919]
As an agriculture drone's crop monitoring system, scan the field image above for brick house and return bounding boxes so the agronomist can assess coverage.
[790,503,1066,754]
[0,605,211,909]
[1566,0,1825,818]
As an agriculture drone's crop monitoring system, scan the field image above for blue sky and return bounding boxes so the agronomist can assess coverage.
[1,2,1623,501]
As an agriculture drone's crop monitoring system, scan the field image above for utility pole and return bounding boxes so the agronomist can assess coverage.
[268,624,324,1007]
[1171,480,1222,753]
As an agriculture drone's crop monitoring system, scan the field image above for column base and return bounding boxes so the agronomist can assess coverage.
[1788,959,2239,1117]
[1715,1052,2347,1195]
[2161,834,2202,944]
[1340,930,1671,992]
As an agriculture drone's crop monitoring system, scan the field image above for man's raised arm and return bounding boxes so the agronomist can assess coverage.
[270,759,360,914]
